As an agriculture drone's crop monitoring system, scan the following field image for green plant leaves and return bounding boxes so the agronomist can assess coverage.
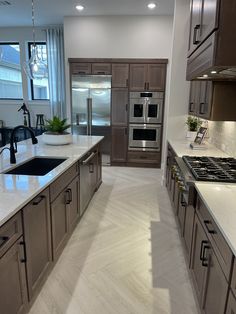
[45,116,71,134]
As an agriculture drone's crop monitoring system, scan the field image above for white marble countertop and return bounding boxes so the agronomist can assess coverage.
[195,182,236,256]
[0,135,103,227]
[168,138,228,157]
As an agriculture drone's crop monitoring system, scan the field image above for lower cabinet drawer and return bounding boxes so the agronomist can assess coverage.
[128,151,160,164]
[0,212,22,258]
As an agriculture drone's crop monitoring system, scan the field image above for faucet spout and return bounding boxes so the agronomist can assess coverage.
[10,125,38,164]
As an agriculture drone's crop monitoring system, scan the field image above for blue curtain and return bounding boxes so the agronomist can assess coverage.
[46,27,66,118]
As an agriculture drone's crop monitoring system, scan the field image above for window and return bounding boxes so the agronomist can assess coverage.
[0,43,23,99]
[28,42,49,100]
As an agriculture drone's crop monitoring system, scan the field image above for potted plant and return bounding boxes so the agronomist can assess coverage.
[42,116,72,145]
[185,116,202,140]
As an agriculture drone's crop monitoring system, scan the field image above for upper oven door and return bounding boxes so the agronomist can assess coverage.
[146,98,163,124]
[129,98,146,123]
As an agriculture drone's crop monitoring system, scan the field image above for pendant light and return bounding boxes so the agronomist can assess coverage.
[23,0,47,80]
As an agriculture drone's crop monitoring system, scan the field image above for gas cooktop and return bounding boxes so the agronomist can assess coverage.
[182,156,236,183]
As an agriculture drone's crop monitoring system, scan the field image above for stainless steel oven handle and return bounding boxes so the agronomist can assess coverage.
[82,152,95,165]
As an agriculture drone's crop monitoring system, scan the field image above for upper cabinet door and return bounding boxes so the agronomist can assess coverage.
[188,0,202,55]
[92,63,111,75]
[147,64,166,91]
[71,63,92,75]
[112,64,129,88]
[200,0,218,44]
[129,64,147,91]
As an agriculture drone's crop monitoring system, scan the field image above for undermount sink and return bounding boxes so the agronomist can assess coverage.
[4,157,67,176]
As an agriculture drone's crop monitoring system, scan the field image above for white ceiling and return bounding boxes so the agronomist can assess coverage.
[0,0,175,27]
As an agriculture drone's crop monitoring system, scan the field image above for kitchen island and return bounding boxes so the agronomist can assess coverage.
[0,134,103,314]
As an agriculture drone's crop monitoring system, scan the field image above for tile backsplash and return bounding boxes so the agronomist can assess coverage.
[207,121,236,157]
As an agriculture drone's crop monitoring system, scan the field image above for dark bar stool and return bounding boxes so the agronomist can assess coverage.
[35,114,45,135]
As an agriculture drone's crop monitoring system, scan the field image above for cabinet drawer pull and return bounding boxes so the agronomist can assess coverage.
[147,82,149,90]
[65,189,72,204]
[97,71,105,74]
[200,240,208,261]
[204,220,216,234]
[0,236,9,247]
[20,241,27,263]
[202,245,210,267]
[78,71,86,74]
[33,195,45,205]
[89,163,94,173]
[193,24,200,45]
[199,102,205,114]
[82,152,95,165]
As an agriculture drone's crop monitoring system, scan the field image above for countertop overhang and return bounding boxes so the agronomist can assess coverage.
[0,135,103,227]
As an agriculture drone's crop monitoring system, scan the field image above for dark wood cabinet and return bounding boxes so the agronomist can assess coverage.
[92,63,111,75]
[187,0,236,80]
[191,214,208,304]
[189,81,236,121]
[226,291,236,314]
[111,127,127,163]
[111,88,128,126]
[130,64,166,91]
[67,176,80,233]
[70,63,91,75]
[183,204,195,262]
[97,148,102,188]
[0,237,28,314]
[202,247,228,314]
[23,188,52,301]
[112,64,129,88]
[177,194,186,235]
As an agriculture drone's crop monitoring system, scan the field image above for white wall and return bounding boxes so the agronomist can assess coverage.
[64,15,174,120]
[0,27,50,127]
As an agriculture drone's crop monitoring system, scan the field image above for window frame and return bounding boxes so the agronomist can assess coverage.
[28,41,49,101]
[0,42,23,100]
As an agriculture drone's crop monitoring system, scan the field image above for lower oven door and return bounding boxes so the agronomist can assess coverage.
[128,124,161,151]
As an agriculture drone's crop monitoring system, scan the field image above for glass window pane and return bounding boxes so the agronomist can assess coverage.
[29,43,49,100]
[0,43,23,99]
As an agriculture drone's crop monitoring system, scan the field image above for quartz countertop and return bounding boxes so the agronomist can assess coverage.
[195,182,236,256]
[168,138,228,158]
[0,135,103,227]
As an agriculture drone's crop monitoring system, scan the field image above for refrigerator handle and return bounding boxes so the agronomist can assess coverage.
[87,98,92,136]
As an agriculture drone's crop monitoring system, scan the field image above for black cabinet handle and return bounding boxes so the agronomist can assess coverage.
[78,71,85,74]
[19,241,27,263]
[126,104,128,111]
[193,24,200,45]
[0,236,9,247]
[189,102,195,112]
[200,240,208,261]
[65,189,71,204]
[202,245,210,267]
[89,163,94,173]
[147,82,149,90]
[204,220,216,234]
[199,102,205,115]
[33,195,45,205]
[97,71,105,74]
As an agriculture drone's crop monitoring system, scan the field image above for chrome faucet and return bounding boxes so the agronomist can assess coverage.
[9,125,38,164]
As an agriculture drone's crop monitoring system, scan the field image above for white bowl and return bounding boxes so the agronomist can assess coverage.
[42,133,72,145]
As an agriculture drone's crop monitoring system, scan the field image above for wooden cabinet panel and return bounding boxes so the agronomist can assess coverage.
[97,148,102,188]
[23,188,52,300]
[71,63,91,75]
[191,215,208,304]
[127,151,161,164]
[202,247,228,314]
[67,176,80,232]
[111,88,128,126]
[183,204,195,262]
[51,190,68,260]
[198,81,212,119]
[177,194,186,235]
[0,212,22,258]
[129,64,146,91]
[147,64,166,91]
[200,0,218,43]
[92,63,111,75]
[111,127,127,163]
[112,64,129,88]
[188,0,202,54]
[226,290,236,314]
[231,259,236,296]
[0,237,28,314]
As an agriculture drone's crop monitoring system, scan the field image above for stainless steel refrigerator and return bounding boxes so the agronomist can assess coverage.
[71,75,111,165]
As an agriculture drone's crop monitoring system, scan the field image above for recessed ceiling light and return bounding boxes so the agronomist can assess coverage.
[76,4,84,11]
[203,74,208,78]
[147,2,156,9]
[211,71,217,74]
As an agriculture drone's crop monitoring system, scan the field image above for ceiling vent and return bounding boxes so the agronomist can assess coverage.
[0,1,11,5]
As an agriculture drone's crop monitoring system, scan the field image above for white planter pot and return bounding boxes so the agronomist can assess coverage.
[186,131,197,141]
[42,133,72,145]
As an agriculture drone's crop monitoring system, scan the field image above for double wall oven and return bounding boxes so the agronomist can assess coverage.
[128,92,164,151]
